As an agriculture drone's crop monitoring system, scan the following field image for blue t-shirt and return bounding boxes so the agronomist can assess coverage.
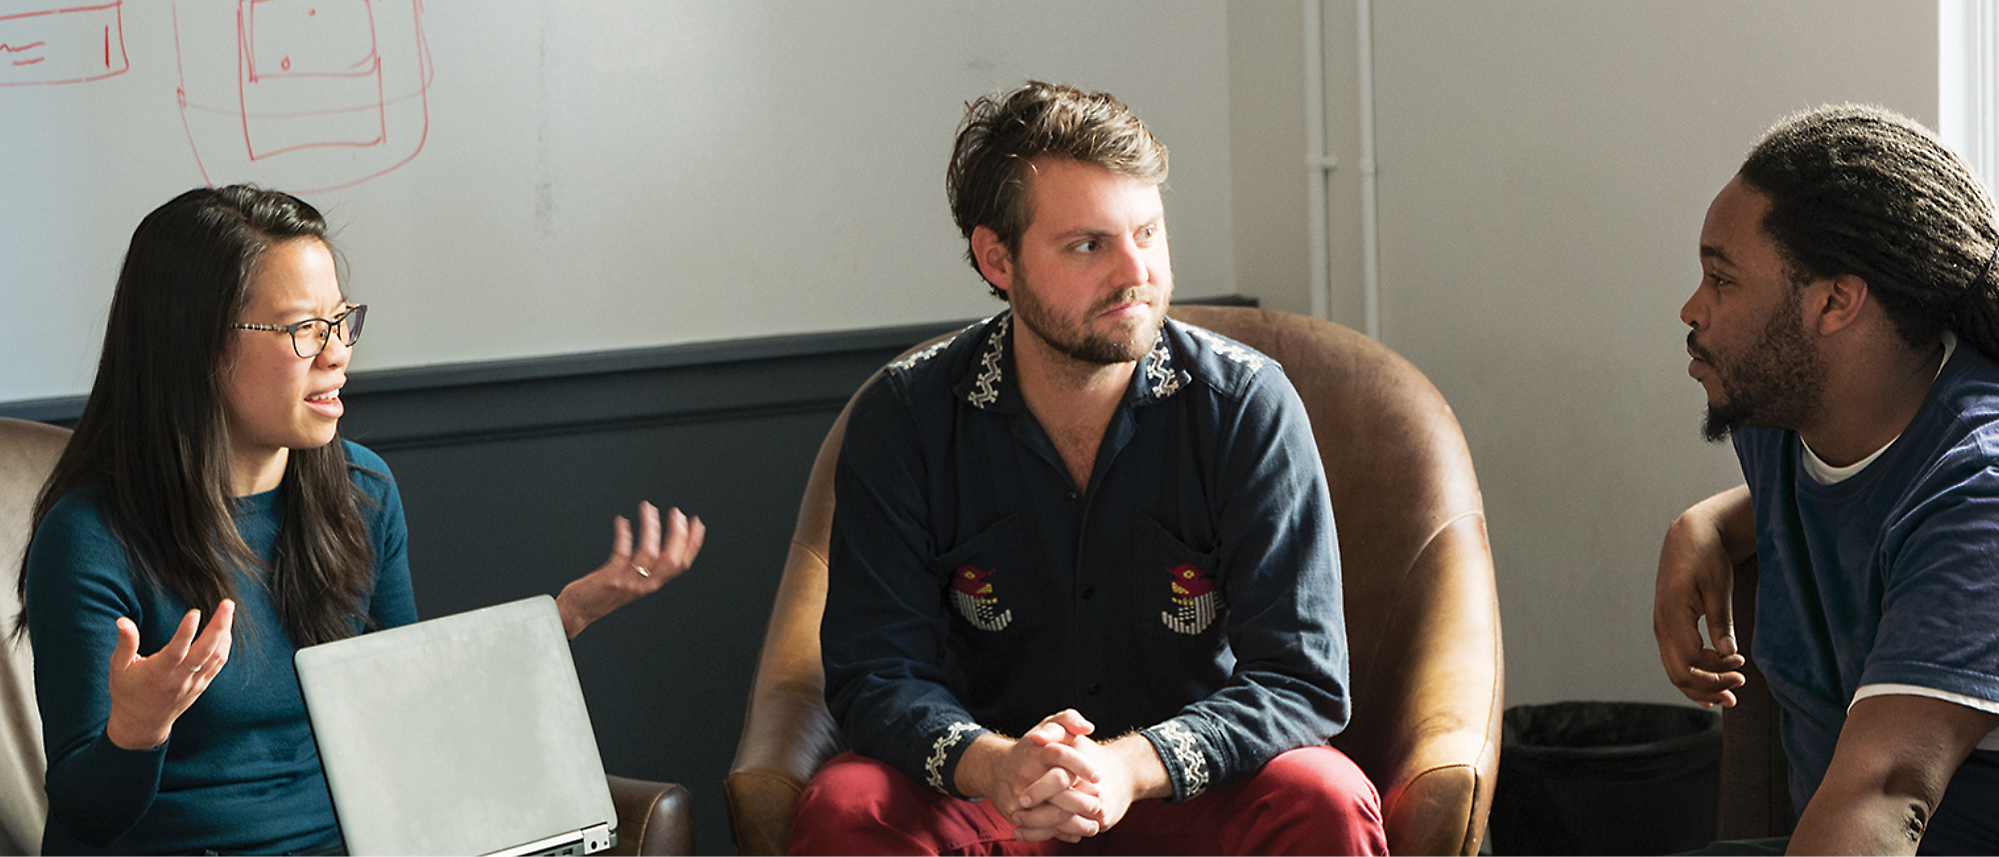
[24,440,416,855]
[1736,343,1999,854]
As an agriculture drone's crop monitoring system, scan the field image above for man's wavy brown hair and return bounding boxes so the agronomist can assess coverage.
[947,80,1168,299]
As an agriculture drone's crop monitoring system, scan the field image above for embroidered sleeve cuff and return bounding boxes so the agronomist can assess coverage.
[921,721,991,799]
[1140,718,1214,803]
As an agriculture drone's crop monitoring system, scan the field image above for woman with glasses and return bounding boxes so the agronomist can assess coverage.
[14,185,706,855]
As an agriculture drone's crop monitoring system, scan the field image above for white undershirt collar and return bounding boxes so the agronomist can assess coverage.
[1800,332,1956,485]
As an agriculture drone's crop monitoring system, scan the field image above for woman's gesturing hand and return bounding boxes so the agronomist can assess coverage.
[557,502,706,637]
[104,600,237,750]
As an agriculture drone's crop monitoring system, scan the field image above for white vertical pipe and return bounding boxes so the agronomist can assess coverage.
[1982,1,1999,190]
[1304,0,1330,321]
[1357,0,1381,340]
[1977,1,1997,188]
[1941,0,1967,171]
[1941,0,1999,192]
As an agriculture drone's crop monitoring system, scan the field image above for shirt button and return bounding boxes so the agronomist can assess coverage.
[1066,491,1080,501]
[1082,586,1096,600]
[1087,684,1103,696]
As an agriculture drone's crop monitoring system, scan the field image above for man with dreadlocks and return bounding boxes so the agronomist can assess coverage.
[1657,104,1999,854]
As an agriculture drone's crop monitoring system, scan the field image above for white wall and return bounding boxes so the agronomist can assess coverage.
[0,1,1234,403]
[1226,0,1936,709]
[5,0,1949,712]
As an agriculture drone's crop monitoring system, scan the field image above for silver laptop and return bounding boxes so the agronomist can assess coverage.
[295,595,616,856]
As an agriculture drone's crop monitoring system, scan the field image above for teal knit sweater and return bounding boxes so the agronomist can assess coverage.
[24,441,414,855]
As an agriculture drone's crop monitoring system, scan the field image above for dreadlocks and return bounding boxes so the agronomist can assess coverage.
[1739,104,1999,360]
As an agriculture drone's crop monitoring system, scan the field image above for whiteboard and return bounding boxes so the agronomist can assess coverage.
[0,0,1235,403]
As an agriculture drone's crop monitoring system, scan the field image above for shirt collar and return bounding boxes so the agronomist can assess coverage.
[1798,331,1959,485]
[954,310,1191,411]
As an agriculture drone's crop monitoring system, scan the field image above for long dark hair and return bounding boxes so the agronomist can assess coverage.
[1739,104,1999,359]
[16,185,375,647]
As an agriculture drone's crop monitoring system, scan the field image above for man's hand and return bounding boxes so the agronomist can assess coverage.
[955,709,1174,843]
[557,502,705,637]
[1654,485,1756,707]
[1010,730,1169,842]
[104,600,236,750]
[956,710,1107,842]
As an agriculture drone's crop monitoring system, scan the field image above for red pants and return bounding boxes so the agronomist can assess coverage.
[789,747,1387,856]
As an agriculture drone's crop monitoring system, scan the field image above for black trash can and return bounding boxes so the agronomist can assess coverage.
[1488,701,1723,855]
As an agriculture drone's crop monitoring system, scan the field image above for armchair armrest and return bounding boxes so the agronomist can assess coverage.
[1355,515,1505,856]
[606,775,693,856]
[726,407,854,855]
[724,539,845,855]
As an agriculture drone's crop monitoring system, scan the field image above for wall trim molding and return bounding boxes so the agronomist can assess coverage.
[0,320,969,440]
[1,296,1255,447]
[333,319,977,451]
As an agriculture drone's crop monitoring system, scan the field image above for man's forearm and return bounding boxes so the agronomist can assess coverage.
[1684,484,1758,566]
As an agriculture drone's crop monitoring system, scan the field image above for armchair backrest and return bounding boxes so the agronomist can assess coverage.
[726,306,1503,855]
[1171,306,1503,855]
[0,417,72,855]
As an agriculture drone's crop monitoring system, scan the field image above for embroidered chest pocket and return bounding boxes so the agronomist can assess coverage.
[1135,514,1226,641]
[932,515,1025,634]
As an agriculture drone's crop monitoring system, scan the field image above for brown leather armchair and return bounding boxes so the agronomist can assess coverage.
[0,417,64,856]
[0,416,693,856]
[724,305,1505,855]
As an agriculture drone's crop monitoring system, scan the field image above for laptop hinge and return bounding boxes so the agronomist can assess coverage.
[483,822,612,856]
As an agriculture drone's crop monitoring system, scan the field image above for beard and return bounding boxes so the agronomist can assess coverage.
[1009,274,1166,366]
[1693,291,1827,442]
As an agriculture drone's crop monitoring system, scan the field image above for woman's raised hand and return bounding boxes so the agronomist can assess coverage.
[104,600,236,750]
[556,502,705,637]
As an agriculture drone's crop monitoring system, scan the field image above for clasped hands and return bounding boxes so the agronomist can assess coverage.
[960,709,1152,843]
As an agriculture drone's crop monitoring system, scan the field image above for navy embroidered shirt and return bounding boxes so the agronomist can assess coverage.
[821,311,1351,803]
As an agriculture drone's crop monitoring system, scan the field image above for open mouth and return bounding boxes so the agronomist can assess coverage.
[307,388,342,405]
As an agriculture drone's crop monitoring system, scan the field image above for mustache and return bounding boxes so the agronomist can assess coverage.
[1686,330,1715,364]
[1098,287,1153,313]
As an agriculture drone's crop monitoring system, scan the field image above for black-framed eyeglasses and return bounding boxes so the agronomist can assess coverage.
[232,304,367,359]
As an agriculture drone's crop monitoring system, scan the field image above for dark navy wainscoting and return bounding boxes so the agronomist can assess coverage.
[1,297,1250,854]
